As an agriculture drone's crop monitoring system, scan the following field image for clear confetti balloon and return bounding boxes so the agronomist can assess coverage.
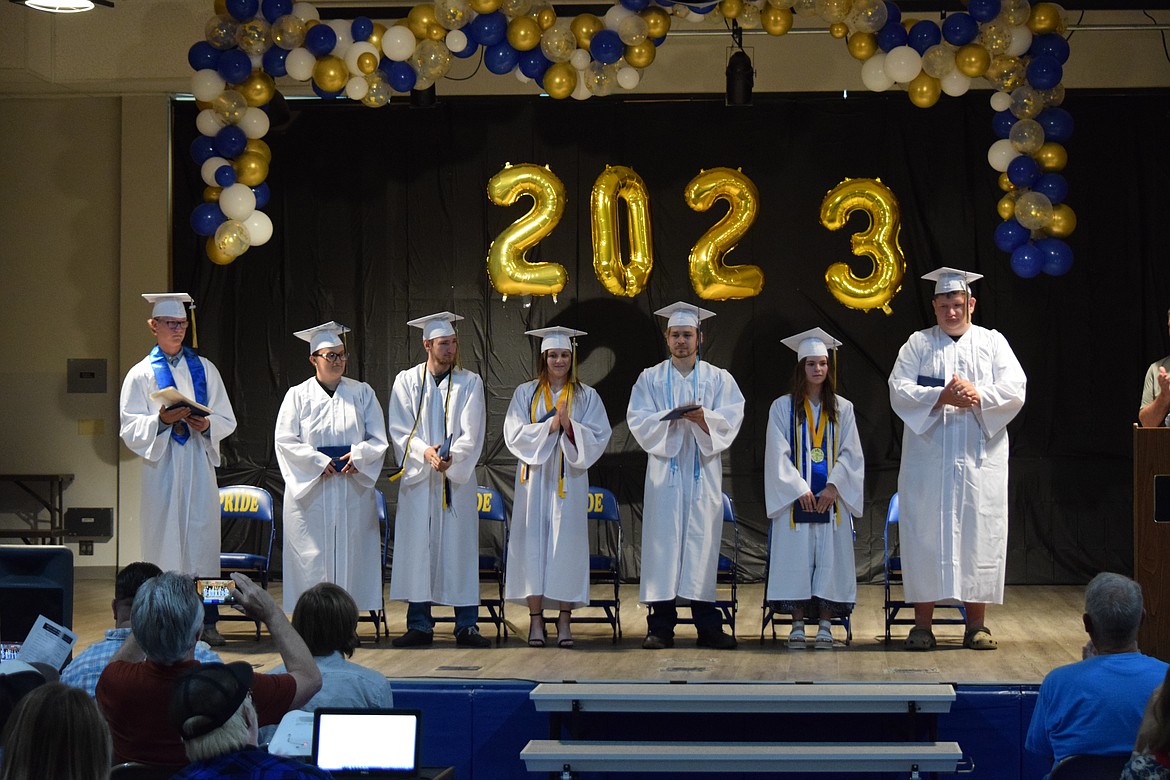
[1014,191,1054,230]
[978,19,1012,55]
[793,0,818,17]
[214,220,251,258]
[541,23,576,62]
[1009,84,1043,119]
[236,18,272,57]
[584,61,615,96]
[617,14,648,45]
[271,15,306,49]
[739,3,761,28]
[815,0,852,24]
[205,15,240,50]
[362,72,392,106]
[1009,118,1045,153]
[921,44,955,78]
[212,90,248,124]
[845,0,886,33]
[501,0,532,18]
[412,39,453,81]
[1001,0,1031,26]
[1037,83,1065,107]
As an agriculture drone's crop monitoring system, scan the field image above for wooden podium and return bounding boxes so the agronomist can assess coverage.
[1133,426,1170,662]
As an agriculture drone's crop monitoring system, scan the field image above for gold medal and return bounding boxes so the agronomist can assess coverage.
[810,447,825,463]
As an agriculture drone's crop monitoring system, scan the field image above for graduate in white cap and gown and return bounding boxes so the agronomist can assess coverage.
[503,326,612,648]
[888,267,1027,651]
[764,328,865,649]
[627,302,744,650]
[387,312,490,648]
[274,322,388,613]
[119,293,236,643]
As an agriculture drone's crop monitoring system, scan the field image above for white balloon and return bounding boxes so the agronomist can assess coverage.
[200,156,230,187]
[616,65,640,89]
[860,53,894,92]
[243,210,274,246]
[291,1,319,22]
[989,90,1012,112]
[383,26,418,61]
[446,29,468,54]
[346,75,369,100]
[883,45,922,83]
[569,47,591,70]
[1005,24,1032,57]
[345,41,380,75]
[571,74,592,99]
[940,69,972,97]
[196,108,228,137]
[191,69,226,103]
[238,106,270,139]
[987,138,1020,172]
[249,53,263,69]
[285,48,316,81]
[219,182,257,221]
[603,3,635,29]
[515,69,531,84]
[328,19,355,53]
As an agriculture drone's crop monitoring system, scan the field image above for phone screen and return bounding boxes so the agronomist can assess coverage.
[196,578,237,605]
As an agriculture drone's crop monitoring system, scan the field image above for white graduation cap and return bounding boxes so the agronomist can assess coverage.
[142,293,194,320]
[525,326,587,353]
[922,267,983,295]
[407,311,463,341]
[780,327,842,361]
[653,301,716,330]
[294,321,350,354]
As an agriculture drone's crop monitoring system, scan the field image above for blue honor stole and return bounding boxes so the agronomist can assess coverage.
[150,346,208,445]
[789,399,833,526]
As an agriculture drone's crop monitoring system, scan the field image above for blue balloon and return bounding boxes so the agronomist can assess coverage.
[1030,33,1070,64]
[191,203,227,237]
[1010,243,1043,278]
[1037,237,1073,276]
[190,135,218,165]
[188,41,222,72]
[215,165,237,188]
[216,49,252,85]
[590,29,623,64]
[966,0,1000,23]
[311,82,342,99]
[1033,173,1069,205]
[876,20,908,52]
[692,3,717,13]
[1007,154,1039,188]
[484,41,520,74]
[992,109,1016,140]
[941,13,978,46]
[620,0,650,10]
[994,218,1030,253]
[907,20,941,55]
[352,17,374,41]
[451,37,479,58]
[225,0,259,22]
[378,56,395,80]
[388,60,417,92]
[260,0,291,23]
[215,125,248,159]
[651,35,666,46]
[468,11,507,47]
[251,182,271,210]
[262,45,289,77]
[883,1,901,26]
[1026,55,1062,90]
[519,48,551,80]
[1037,107,1074,143]
[657,0,674,5]
[305,24,338,57]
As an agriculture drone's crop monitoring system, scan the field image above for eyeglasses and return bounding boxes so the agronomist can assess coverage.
[154,319,188,331]
[313,352,348,363]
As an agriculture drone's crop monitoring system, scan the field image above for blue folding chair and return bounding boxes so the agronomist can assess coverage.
[568,486,623,643]
[476,486,508,642]
[217,485,275,640]
[884,492,967,642]
[675,492,739,634]
[357,488,389,640]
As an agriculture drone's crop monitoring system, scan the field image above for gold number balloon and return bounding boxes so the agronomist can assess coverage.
[591,165,654,298]
[486,163,568,300]
[819,177,905,315]
[683,167,764,301]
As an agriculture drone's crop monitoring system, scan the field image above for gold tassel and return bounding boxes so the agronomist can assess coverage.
[189,304,199,350]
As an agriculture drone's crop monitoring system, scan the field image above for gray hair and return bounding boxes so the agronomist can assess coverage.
[1085,572,1143,646]
[182,698,254,762]
[131,571,203,664]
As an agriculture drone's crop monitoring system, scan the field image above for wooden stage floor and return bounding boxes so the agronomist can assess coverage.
[71,580,1086,686]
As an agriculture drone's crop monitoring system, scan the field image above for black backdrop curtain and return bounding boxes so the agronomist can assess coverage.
[172,89,1170,585]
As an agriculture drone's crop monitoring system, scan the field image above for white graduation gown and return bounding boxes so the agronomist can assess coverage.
[627,359,744,604]
[274,377,388,612]
[387,365,485,606]
[763,395,864,606]
[888,324,1026,605]
[119,352,237,577]
[503,380,612,608]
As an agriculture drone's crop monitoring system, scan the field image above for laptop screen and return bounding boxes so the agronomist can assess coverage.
[312,708,421,778]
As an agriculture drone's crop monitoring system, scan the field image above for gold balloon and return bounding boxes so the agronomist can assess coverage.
[1028,1,1064,34]
[591,165,654,297]
[1046,203,1077,238]
[720,0,743,20]
[239,70,277,107]
[203,186,222,203]
[820,177,905,315]
[998,172,1015,192]
[234,151,269,186]
[760,5,793,36]
[304,18,319,30]
[641,6,671,38]
[907,71,941,108]
[407,4,438,39]
[901,17,917,32]
[508,16,542,51]
[426,21,447,40]
[996,192,1016,220]
[571,14,603,49]
[357,51,379,74]
[955,43,991,78]
[684,168,764,301]
[829,22,848,38]
[624,39,656,68]
[1036,141,1068,172]
[485,163,568,299]
[847,31,877,60]
[206,236,236,266]
[245,138,272,163]
[368,22,387,49]
[195,99,213,111]
[312,55,347,93]
[543,61,576,99]
[468,0,500,13]
[536,7,557,30]
[213,0,227,15]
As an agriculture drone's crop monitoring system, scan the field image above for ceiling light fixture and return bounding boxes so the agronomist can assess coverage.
[13,0,113,12]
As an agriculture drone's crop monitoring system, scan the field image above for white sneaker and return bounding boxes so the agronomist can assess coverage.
[814,628,834,650]
[787,627,807,649]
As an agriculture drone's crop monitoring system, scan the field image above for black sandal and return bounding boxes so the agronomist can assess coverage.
[528,612,546,648]
[556,609,574,648]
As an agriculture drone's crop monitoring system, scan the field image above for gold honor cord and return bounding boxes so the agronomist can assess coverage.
[524,382,574,498]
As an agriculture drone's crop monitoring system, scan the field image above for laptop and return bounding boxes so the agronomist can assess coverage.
[312,708,422,778]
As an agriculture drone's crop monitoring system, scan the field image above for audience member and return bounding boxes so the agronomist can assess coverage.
[61,562,220,697]
[0,661,50,740]
[273,582,394,711]
[1026,573,1168,769]
[1123,667,1170,780]
[0,682,111,780]
[169,662,332,779]
[96,571,321,767]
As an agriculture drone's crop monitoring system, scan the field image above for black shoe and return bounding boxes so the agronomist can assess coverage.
[455,627,492,648]
[642,633,674,650]
[696,631,737,650]
[392,629,434,648]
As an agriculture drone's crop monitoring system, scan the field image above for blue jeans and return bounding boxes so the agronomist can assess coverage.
[203,604,219,626]
[406,602,478,633]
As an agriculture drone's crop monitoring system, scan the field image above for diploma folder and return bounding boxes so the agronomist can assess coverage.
[149,387,212,417]
[661,403,701,421]
[318,446,350,471]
